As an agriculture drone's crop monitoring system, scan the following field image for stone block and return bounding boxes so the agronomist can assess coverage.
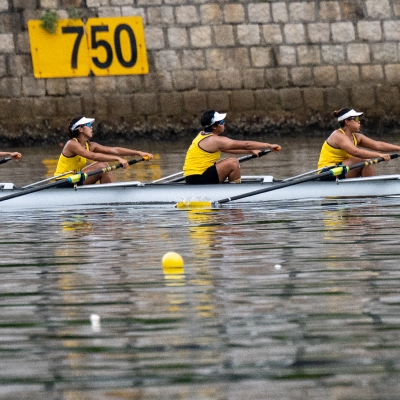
[0,77,20,97]
[321,45,345,64]
[167,27,188,48]
[116,76,143,93]
[376,85,400,109]
[351,85,376,109]
[303,87,324,111]
[34,97,58,117]
[207,90,230,111]
[147,6,174,25]
[40,0,57,8]
[331,22,355,43]
[133,93,159,115]
[55,96,83,116]
[12,0,36,9]
[365,0,391,18]
[82,94,108,117]
[314,66,337,87]
[17,33,30,54]
[0,56,6,77]
[325,87,350,110]
[372,43,398,63]
[272,2,288,23]
[22,10,42,30]
[237,24,260,46]
[0,0,7,12]
[297,45,321,65]
[243,69,265,89]
[214,25,235,47]
[340,0,365,20]
[144,27,165,50]
[67,77,93,95]
[357,21,382,41]
[106,95,133,116]
[94,76,116,92]
[288,2,316,22]
[361,65,384,82]
[319,1,341,21]
[223,4,245,23]
[0,12,22,33]
[218,69,242,90]
[394,0,400,16]
[248,4,271,23]
[98,7,122,17]
[176,6,199,25]
[164,0,186,4]
[46,79,67,96]
[262,25,283,44]
[121,7,145,19]
[291,67,313,86]
[172,70,195,91]
[280,88,303,110]
[0,98,34,119]
[385,64,400,84]
[254,89,281,110]
[159,92,183,115]
[7,55,32,77]
[308,23,330,43]
[183,91,207,113]
[190,26,212,48]
[206,49,227,70]
[143,72,173,91]
[231,90,255,111]
[347,43,370,64]
[226,48,251,69]
[154,50,181,71]
[337,66,360,85]
[265,67,289,88]
[383,21,400,41]
[196,70,219,90]
[137,0,162,5]
[200,4,222,24]
[61,0,84,7]
[284,24,305,44]
[276,46,296,66]
[182,50,206,69]
[0,34,14,53]
[250,47,274,68]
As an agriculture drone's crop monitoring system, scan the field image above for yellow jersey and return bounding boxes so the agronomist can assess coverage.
[54,139,89,178]
[317,130,358,169]
[183,132,221,177]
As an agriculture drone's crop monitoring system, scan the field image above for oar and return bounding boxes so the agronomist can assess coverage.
[0,157,148,203]
[157,149,272,184]
[22,170,74,188]
[281,164,336,182]
[0,157,11,165]
[176,154,399,208]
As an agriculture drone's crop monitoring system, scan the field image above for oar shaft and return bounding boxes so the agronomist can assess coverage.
[0,157,147,203]
[0,157,11,165]
[216,155,398,204]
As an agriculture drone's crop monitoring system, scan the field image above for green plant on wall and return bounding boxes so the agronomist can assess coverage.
[68,8,82,20]
[40,10,59,34]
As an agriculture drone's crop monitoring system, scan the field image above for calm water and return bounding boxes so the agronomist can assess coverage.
[2,136,400,399]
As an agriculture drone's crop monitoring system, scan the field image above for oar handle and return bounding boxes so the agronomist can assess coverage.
[216,154,399,205]
[0,157,147,203]
[0,157,11,165]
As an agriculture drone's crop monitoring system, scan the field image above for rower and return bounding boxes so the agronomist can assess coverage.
[318,108,400,180]
[54,116,153,187]
[183,110,281,184]
[0,151,21,161]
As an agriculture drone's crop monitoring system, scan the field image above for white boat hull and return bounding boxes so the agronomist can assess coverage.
[1,175,400,211]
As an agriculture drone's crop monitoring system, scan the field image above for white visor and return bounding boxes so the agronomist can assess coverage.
[210,111,227,125]
[71,117,95,131]
[337,109,363,122]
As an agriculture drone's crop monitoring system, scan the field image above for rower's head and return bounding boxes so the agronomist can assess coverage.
[68,116,95,138]
[334,108,363,128]
[201,110,227,133]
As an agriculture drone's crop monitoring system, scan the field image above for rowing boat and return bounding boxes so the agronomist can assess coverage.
[1,174,400,211]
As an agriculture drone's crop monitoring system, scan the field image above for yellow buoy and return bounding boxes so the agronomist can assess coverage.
[162,251,184,269]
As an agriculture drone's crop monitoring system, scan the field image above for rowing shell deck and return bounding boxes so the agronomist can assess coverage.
[1,175,400,211]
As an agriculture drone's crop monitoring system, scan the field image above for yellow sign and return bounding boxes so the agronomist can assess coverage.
[28,17,148,78]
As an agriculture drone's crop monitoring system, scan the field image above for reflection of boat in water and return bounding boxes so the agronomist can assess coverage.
[2,174,400,211]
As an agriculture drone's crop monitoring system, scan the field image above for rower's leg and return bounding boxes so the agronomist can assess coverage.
[82,162,115,185]
[343,157,377,178]
[216,158,240,183]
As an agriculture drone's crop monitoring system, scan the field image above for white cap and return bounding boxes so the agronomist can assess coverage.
[210,111,226,125]
[71,117,95,131]
[337,109,363,122]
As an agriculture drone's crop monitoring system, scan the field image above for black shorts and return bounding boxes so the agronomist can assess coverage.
[185,164,220,185]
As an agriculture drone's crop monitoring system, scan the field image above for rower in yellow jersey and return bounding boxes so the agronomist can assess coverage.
[317,108,400,180]
[183,110,281,184]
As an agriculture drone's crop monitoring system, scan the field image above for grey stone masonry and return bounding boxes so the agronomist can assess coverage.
[1,0,400,142]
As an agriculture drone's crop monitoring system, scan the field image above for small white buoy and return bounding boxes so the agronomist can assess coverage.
[274,264,282,270]
[90,313,101,332]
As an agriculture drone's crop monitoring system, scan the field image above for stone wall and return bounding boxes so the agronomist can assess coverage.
[1,0,400,143]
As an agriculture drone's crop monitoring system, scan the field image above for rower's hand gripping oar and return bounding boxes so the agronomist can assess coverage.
[0,156,149,203]
[157,149,272,184]
[176,154,400,209]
